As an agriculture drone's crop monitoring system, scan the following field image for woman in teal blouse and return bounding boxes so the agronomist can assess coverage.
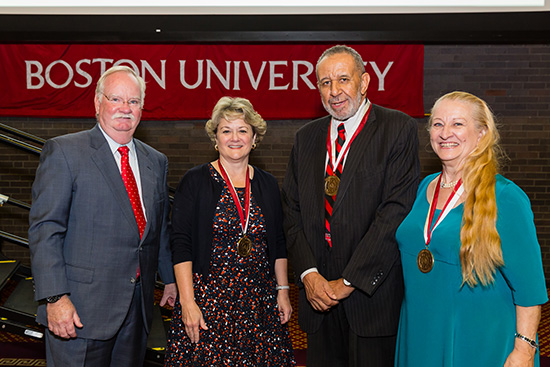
[395,91,547,367]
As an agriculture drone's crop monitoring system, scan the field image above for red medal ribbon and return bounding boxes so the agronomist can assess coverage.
[218,161,251,235]
[425,175,463,246]
[325,103,372,176]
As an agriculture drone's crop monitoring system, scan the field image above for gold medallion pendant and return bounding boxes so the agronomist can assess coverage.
[237,236,252,257]
[417,248,434,273]
[324,175,340,196]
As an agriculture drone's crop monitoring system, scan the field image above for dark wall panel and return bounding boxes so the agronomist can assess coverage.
[0,12,549,43]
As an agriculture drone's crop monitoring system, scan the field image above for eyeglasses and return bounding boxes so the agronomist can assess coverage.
[102,94,142,109]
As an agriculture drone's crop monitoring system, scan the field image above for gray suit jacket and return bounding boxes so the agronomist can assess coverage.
[282,103,420,337]
[28,124,174,340]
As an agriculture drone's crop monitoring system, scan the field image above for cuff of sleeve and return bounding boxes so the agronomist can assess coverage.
[300,267,318,282]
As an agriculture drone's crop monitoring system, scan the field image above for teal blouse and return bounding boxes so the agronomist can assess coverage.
[395,173,547,367]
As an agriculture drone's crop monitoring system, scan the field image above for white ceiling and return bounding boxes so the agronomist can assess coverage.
[0,0,547,15]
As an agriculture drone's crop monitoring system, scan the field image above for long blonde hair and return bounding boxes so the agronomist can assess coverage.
[429,91,505,287]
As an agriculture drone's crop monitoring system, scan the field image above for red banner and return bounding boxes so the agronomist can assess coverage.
[0,44,424,120]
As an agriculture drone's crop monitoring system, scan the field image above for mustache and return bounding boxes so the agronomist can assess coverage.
[112,113,136,121]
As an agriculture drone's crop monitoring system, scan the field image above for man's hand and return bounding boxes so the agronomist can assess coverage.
[160,283,177,307]
[46,295,83,339]
[328,278,355,300]
[303,272,339,312]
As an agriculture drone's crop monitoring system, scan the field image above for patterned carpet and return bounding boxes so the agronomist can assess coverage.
[537,289,550,357]
[0,281,307,366]
[288,283,307,350]
[2,284,550,366]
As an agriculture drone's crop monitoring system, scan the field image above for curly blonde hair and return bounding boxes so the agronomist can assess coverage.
[429,91,505,287]
[205,96,267,146]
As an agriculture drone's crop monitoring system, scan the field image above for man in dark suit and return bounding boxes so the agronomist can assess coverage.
[282,45,420,366]
[28,66,176,366]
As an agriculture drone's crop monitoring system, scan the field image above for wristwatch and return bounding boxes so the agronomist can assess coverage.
[343,279,352,287]
[46,294,65,303]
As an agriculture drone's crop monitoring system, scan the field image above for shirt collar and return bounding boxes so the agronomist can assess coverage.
[97,123,136,155]
[331,98,370,131]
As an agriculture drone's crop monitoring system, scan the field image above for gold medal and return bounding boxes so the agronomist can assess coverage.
[237,235,252,257]
[417,248,434,273]
[218,161,253,258]
[324,175,340,196]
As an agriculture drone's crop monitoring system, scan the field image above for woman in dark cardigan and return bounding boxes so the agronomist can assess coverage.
[164,96,295,366]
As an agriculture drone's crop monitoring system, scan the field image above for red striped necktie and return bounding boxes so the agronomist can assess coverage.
[118,146,146,239]
[324,123,346,247]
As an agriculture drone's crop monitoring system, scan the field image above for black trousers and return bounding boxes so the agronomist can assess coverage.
[306,304,396,367]
[45,282,148,367]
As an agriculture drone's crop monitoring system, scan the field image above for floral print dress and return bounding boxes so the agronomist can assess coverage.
[165,165,295,366]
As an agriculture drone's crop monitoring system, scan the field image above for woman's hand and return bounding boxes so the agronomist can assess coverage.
[180,300,208,343]
[503,346,535,367]
[277,289,293,324]
[505,305,541,367]
[504,336,537,367]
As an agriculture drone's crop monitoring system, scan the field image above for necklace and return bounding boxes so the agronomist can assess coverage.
[440,179,459,189]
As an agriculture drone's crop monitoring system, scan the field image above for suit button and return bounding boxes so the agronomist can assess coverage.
[371,281,377,286]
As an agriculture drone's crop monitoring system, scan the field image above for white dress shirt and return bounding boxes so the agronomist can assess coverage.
[301,99,371,284]
[98,124,147,220]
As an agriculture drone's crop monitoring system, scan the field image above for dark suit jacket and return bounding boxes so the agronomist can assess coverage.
[28,124,174,340]
[282,103,420,337]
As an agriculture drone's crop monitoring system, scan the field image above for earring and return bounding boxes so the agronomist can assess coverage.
[215,144,219,151]
[252,143,257,150]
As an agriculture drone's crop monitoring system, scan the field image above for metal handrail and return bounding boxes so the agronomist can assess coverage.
[0,133,41,155]
[0,194,32,210]
[0,123,46,145]
[0,230,29,248]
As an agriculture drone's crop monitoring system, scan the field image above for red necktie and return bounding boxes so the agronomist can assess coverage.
[324,123,346,247]
[118,146,146,239]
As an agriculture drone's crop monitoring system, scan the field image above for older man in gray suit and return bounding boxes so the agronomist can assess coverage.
[28,66,176,366]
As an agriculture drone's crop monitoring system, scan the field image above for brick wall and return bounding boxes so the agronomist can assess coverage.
[1,44,549,283]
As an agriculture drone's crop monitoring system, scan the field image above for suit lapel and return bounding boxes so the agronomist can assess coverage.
[89,125,141,238]
[309,117,331,223]
[135,140,156,242]
[333,106,377,211]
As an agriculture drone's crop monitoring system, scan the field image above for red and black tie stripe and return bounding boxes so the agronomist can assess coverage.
[325,123,346,247]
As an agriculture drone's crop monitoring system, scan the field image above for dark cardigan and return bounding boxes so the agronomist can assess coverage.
[170,163,287,278]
